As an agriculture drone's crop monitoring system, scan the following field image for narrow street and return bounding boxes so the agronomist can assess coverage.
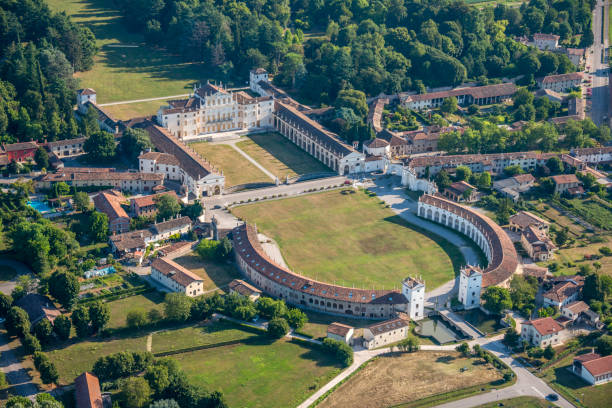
[587,0,610,126]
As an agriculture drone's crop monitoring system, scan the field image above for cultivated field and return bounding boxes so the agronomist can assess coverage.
[545,235,612,277]
[190,143,271,187]
[318,351,501,408]
[530,202,587,236]
[106,292,165,329]
[173,253,242,291]
[232,189,459,289]
[47,0,207,103]
[151,321,257,354]
[235,133,330,179]
[173,337,341,408]
[46,335,148,384]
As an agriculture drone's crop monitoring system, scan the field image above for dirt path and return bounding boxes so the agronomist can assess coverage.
[0,333,38,397]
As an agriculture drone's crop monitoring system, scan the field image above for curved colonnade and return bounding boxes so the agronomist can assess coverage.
[417,194,519,287]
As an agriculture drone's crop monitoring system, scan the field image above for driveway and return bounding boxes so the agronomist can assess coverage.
[0,259,34,295]
[0,333,38,397]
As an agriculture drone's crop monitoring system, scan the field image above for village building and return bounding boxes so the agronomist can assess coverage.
[151,257,204,297]
[572,353,612,385]
[536,73,583,92]
[401,277,425,321]
[533,33,560,50]
[14,294,61,326]
[229,279,262,301]
[363,138,390,157]
[109,230,151,264]
[1,141,38,163]
[521,317,565,347]
[130,191,180,218]
[326,322,355,345]
[149,216,192,241]
[367,98,388,133]
[400,83,517,110]
[564,48,586,67]
[520,224,556,261]
[561,153,587,171]
[93,190,129,234]
[36,167,164,193]
[45,137,86,158]
[458,266,483,310]
[75,372,105,408]
[542,276,584,308]
[509,211,549,233]
[139,122,225,197]
[493,174,536,201]
[523,264,550,281]
[571,146,612,164]
[443,181,478,203]
[363,317,410,349]
[551,174,582,195]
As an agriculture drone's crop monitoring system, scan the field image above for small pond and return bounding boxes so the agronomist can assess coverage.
[456,309,504,334]
[418,316,465,344]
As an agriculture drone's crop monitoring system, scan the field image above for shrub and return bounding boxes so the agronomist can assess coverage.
[267,317,290,339]
[599,246,612,256]
[6,306,30,338]
[23,333,42,355]
[53,314,72,341]
[456,342,470,356]
[285,308,308,329]
[126,310,148,329]
[39,360,59,385]
[322,338,354,367]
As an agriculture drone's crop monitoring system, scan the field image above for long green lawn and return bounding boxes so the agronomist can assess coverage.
[236,133,330,179]
[106,292,165,329]
[232,189,460,289]
[173,337,341,408]
[46,0,209,103]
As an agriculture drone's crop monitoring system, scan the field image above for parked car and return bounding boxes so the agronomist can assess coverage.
[546,394,559,402]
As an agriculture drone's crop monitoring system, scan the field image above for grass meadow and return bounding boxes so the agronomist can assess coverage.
[232,189,459,289]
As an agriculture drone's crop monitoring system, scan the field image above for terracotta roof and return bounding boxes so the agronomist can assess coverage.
[327,322,354,337]
[274,101,357,157]
[523,224,555,250]
[140,121,218,180]
[195,82,225,98]
[522,264,549,279]
[563,300,590,315]
[538,73,582,84]
[14,294,61,325]
[419,194,519,286]
[461,265,483,277]
[3,141,38,152]
[151,257,202,287]
[365,138,389,148]
[402,276,424,289]
[551,174,580,185]
[366,317,409,336]
[150,216,192,235]
[93,190,128,223]
[403,83,516,104]
[46,137,86,148]
[138,151,181,166]
[75,372,103,408]
[582,355,612,377]
[534,33,560,41]
[229,279,262,297]
[446,181,475,194]
[131,191,179,210]
[572,147,612,156]
[79,88,97,96]
[510,211,549,229]
[409,151,555,170]
[234,223,408,305]
[110,229,151,252]
[512,174,536,184]
[543,280,583,303]
[40,168,163,183]
[565,48,585,56]
[251,68,268,75]
[575,352,602,363]
[524,317,564,336]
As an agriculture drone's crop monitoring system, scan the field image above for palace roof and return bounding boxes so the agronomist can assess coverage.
[151,257,202,287]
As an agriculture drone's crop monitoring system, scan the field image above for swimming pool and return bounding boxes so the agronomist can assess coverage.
[84,266,116,279]
[27,200,54,214]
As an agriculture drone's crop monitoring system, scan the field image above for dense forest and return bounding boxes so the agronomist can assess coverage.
[0,0,97,145]
[115,0,593,104]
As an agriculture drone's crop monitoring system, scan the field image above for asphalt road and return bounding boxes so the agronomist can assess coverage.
[587,0,609,126]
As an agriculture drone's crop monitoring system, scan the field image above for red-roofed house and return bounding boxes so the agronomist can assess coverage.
[572,353,612,385]
[93,190,129,234]
[2,141,39,163]
[75,372,104,408]
[443,181,478,202]
[551,174,581,194]
[151,257,204,297]
[520,317,565,347]
[327,322,355,344]
[363,317,409,349]
[130,191,179,218]
[533,33,560,50]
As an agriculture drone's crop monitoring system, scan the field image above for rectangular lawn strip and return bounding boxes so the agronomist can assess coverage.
[538,350,612,408]
[102,100,171,121]
[235,133,330,179]
[151,320,257,354]
[172,253,242,291]
[173,337,342,408]
[46,335,148,384]
[317,351,502,408]
[297,310,370,340]
[190,143,271,187]
[106,292,165,329]
[46,0,209,103]
[232,189,457,290]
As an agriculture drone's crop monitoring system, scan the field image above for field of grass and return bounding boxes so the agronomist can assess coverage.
[232,189,458,289]
[46,335,148,384]
[530,202,587,236]
[106,292,165,329]
[151,321,257,353]
[565,197,612,231]
[235,133,330,179]
[172,253,241,291]
[46,0,209,103]
[543,235,612,277]
[474,397,550,408]
[298,310,370,340]
[318,351,501,408]
[190,143,271,187]
[102,100,171,120]
[174,337,341,408]
[539,350,612,408]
